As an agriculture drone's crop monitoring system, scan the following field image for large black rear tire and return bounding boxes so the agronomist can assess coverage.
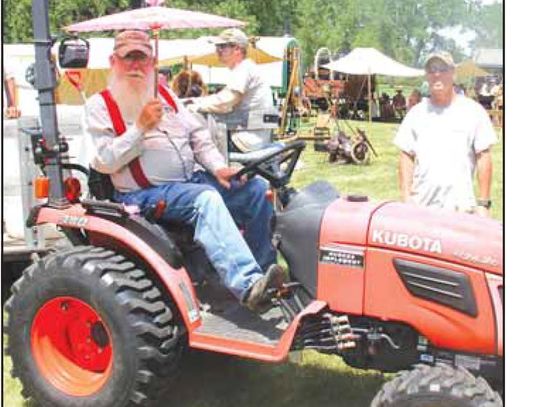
[5,246,184,407]
[371,363,502,407]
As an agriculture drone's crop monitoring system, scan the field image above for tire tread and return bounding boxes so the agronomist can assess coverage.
[371,363,502,407]
[5,245,185,407]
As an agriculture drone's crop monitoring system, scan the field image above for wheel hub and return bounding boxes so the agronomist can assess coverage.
[31,296,113,397]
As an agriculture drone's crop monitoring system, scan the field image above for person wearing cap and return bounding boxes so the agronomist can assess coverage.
[186,28,278,152]
[393,51,497,216]
[84,30,285,313]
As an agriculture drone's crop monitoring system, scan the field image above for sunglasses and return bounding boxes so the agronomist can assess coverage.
[426,64,453,74]
[215,43,236,51]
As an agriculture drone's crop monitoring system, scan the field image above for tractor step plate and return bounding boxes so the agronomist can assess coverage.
[196,305,287,345]
[194,280,288,345]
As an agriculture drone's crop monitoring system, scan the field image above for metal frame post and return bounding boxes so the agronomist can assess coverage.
[31,0,68,208]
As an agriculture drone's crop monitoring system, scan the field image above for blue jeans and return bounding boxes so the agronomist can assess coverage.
[115,171,276,300]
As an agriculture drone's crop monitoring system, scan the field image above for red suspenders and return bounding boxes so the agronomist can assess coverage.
[99,85,178,189]
[158,85,178,113]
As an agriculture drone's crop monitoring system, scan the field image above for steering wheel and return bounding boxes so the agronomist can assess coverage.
[233,140,306,188]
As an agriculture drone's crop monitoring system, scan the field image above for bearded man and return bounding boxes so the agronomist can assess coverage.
[84,30,285,313]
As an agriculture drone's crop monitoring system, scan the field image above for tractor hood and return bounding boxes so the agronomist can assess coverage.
[368,202,502,276]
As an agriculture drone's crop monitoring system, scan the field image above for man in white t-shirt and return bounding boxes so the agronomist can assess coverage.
[394,51,497,216]
[187,28,278,152]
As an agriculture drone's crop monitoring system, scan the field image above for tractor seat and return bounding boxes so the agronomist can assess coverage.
[85,168,211,282]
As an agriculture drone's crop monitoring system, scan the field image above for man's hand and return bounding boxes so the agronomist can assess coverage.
[214,167,247,190]
[136,99,163,132]
[5,106,21,119]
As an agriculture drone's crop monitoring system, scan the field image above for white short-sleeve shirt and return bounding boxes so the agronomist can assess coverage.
[394,95,497,211]
[226,59,275,115]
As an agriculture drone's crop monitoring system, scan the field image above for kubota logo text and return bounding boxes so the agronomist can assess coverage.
[372,230,442,254]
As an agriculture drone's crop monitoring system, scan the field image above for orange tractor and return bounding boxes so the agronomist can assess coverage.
[5,2,503,406]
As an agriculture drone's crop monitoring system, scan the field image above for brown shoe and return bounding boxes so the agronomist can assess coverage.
[243,264,286,313]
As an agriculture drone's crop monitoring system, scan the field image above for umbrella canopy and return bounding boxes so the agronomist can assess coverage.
[65,6,245,32]
[322,47,423,77]
[456,59,490,80]
[64,4,245,96]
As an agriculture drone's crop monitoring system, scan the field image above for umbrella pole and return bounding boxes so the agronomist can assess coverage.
[153,28,159,97]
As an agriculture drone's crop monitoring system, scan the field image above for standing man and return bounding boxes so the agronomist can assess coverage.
[392,87,407,120]
[187,28,278,152]
[85,30,285,313]
[394,52,497,216]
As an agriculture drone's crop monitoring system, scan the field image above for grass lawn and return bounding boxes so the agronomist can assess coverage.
[2,119,503,406]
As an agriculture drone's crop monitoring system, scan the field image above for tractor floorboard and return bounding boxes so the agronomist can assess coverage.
[194,279,288,345]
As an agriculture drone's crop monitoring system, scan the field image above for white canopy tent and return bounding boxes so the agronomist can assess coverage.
[322,47,423,130]
[322,47,423,77]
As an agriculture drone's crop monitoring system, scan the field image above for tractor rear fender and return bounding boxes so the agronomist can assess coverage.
[35,205,202,333]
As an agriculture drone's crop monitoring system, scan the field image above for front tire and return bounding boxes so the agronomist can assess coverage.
[371,364,502,407]
[5,246,184,407]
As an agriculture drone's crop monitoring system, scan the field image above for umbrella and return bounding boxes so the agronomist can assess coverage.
[64,0,245,95]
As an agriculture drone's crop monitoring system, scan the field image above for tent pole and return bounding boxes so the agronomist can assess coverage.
[368,71,372,137]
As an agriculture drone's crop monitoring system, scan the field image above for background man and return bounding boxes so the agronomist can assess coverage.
[84,30,284,313]
[392,87,407,120]
[394,51,497,216]
[187,28,278,152]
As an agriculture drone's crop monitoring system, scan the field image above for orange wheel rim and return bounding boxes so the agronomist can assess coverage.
[31,296,114,397]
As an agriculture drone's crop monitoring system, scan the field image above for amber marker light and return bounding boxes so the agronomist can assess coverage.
[34,176,50,199]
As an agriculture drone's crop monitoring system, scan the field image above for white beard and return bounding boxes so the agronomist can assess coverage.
[108,70,155,122]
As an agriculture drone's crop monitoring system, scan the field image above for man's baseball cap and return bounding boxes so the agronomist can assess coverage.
[424,51,456,69]
[114,30,153,57]
[210,28,249,47]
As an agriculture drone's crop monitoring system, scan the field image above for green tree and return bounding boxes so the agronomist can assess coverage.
[293,0,472,69]
[2,0,134,42]
[2,0,501,70]
[470,1,503,49]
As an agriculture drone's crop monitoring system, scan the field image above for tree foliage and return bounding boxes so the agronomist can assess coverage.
[2,0,502,67]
